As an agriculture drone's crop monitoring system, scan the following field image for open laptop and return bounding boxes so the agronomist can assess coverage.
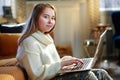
[60,28,109,74]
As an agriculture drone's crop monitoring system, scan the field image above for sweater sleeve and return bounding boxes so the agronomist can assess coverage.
[61,56,73,61]
[22,53,61,80]
[16,38,61,80]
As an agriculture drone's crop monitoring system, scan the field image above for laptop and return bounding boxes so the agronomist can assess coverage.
[60,28,109,75]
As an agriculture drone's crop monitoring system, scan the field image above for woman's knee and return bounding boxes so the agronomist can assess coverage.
[86,71,98,80]
[95,69,109,75]
[92,69,107,73]
[92,69,113,80]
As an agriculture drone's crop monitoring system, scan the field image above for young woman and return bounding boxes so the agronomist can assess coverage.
[16,3,113,80]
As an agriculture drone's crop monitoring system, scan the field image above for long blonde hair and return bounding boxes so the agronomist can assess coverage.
[18,3,56,45]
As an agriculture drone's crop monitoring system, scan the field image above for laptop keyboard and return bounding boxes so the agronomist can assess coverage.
[81,58,93,69]
[72,58,93,70]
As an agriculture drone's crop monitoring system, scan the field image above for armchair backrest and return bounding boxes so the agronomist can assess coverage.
[111,11,120,49]
[111,11,120,35]
[0,33,21,56]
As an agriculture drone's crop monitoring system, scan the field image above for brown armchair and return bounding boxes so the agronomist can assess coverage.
[0,33,27,80]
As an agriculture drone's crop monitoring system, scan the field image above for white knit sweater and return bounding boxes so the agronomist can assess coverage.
[16,31,61,80]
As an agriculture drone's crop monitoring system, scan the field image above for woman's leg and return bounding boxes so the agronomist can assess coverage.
[52,70,98,80]
[91,69,113,80]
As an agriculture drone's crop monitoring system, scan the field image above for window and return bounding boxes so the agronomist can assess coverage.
[100,0,120,11]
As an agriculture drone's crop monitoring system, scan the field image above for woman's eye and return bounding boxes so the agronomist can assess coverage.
[43,15,55,20]
[44,16,48,18]
[51,17,55,20]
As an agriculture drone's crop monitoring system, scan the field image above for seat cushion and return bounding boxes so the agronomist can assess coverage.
[0,66,26,80]
[0,58,27,80]
[0,74,15,80]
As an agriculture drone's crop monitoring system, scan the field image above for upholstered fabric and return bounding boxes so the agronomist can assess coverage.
[0,58,17,67]
[111,11,120,48]
[0,33,21,56]
[0,66,26,80]
[0,33,27,80]
[0,74,15,80]
[111,11,120,35]
[0,58,27,80]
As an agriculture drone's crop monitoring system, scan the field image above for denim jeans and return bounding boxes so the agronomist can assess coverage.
[51,69,113,80]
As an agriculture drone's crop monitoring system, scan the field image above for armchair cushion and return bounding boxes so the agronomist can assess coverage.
[0,66,26,80]
[0,58,27,80]
[0,74,15,80]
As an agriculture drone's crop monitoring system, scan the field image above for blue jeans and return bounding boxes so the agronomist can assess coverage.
[51,69,113,80]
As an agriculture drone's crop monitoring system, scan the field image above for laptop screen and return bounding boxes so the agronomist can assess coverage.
[91,28,108,67]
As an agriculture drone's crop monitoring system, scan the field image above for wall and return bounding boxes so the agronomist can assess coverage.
[26,0,90,58]
[16,0,26,23]
[0,0,16,23]
[0,0,26,23]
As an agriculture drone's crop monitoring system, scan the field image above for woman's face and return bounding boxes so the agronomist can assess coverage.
[38,7,55,33]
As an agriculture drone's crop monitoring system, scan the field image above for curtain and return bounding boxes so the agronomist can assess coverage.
[84,0,101,57]
[87,0,100,28]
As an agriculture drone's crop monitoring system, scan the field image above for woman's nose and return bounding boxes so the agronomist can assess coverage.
[48,19,52,23]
